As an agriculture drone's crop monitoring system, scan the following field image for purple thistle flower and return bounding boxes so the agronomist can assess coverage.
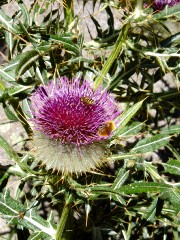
[152,0,180,10]
[31,77,121,174]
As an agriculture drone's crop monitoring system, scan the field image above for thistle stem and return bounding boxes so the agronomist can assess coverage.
[135,0,143,11]
[94,23,130,89]
[134,0,144,18]
[56,201,71,240]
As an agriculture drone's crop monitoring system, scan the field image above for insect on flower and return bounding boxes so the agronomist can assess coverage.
[80,96,94,105]
[31,77,121,174]
[98,120,116,137]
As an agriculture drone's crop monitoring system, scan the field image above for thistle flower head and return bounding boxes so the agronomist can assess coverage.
[31,77,120,174]
[152,0,180,10]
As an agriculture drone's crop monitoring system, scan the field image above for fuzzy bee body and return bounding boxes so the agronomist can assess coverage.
[98,120,116,137]
[80,96,94,105]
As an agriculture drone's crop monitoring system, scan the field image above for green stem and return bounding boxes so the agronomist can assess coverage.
[56,197,72,240]
[94,23,130,89]
[135,0,143,11]
[63,0,74,29]
[134,0,144,19]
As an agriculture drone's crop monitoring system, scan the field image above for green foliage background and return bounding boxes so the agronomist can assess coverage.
[0,0,179,239]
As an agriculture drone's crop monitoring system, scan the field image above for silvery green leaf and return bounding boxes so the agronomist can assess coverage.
[163,159,180,176]
[131,134,171,153]
[0,190,56,238]
[114,99,146,136]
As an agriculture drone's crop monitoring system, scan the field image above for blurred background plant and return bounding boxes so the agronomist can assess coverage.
[0,0,179,239]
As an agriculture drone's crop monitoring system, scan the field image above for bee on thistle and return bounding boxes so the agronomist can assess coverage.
[80,96,94,105]
[98,120,116,138]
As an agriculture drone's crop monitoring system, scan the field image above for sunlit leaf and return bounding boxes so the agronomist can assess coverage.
[114,99,146,136]
[46,34,79,54]
[22,98,33,118]
[160,32,180,47]
[153,4,180,20]
[0,135,34,173]
[163,190,180,212]
[28,232,51,240]
[107,153,138,161]
[0,66,16,82]
[117,182,174,194]
[112,169,129,190]
[0,135,21,162]
[18,21,37,44]
[144,162,162,181]
[143,197,159,222]
[0,9,20,34]
[160,125,180,135]
[131,134,171,153]
[163,159,180,176]
[117,121,144,137]
[0,190,56,238]
[109,193,126,205]
[7,84,32,96]
[4,31,13,57]
[16,50,40,80]
[3,104,18,121]
[19,2,30,27]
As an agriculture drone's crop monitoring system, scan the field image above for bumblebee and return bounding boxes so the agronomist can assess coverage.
[98,120,116,137]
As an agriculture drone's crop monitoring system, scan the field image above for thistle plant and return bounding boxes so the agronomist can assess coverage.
[0,0,180,240]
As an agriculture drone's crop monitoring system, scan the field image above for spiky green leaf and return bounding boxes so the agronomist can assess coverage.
[117,182,174,194]
[153,4,180,20]
[112,169,129,190]
[16,50,40,80]
[114,99,146,136]
[163,159,180,176]
[131,134,171,153]
[0,190,56,238]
